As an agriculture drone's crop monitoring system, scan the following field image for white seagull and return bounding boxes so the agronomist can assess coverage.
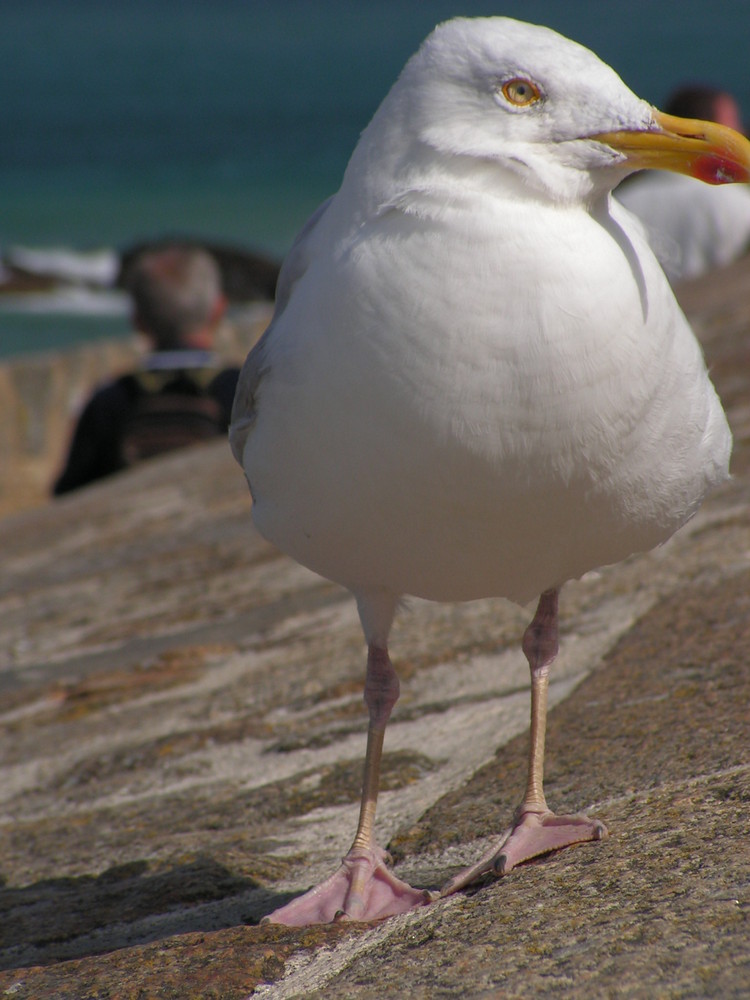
[230,16,749,925]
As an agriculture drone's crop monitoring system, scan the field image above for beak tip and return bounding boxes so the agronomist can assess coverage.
[693,154,750,186]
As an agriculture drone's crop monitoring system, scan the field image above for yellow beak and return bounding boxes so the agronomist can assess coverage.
[593,109,750,185]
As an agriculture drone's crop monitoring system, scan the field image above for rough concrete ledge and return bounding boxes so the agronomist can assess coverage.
[0,261,749,998]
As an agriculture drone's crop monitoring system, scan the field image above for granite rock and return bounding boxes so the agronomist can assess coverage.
[1,260,749,998]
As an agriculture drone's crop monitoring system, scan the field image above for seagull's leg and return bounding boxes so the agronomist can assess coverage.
[441,589,607,896]
[264,640,431,925]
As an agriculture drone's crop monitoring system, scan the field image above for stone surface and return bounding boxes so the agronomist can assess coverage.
[1,260,749,998]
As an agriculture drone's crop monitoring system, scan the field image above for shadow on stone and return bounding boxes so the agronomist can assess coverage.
[0,855,270,970]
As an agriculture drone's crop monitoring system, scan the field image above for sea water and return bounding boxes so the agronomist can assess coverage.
[2,0,748,358]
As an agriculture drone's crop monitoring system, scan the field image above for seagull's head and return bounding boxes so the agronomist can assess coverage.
[378,17,750,204]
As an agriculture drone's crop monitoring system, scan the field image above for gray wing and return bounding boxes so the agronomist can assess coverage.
[229,196,334,467]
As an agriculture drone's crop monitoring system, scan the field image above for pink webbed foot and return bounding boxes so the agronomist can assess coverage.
[440,808,608,896]
[264,844,433,926]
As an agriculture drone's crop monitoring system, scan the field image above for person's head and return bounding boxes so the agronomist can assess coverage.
[664,85,743,133]
[127,246,227,350]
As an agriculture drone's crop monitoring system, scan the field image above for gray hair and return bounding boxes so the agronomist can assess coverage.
[127,246,223,349]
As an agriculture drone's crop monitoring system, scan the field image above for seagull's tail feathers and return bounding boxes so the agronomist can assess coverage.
[228,415,254,466]
[229,196,336,472]
[229,327,272,468]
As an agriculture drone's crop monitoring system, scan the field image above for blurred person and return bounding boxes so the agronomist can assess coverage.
[662,84,743,131]
[616,84,750,283]
[53,246,238,495]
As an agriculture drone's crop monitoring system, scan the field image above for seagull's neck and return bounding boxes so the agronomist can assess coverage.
[344,121,617,224]
[369,168,616,236]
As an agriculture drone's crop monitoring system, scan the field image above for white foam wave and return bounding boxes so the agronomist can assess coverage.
[5,245,120,286]
[0,285,129,316]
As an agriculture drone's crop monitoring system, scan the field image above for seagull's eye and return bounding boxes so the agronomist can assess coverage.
[501,78,541,107]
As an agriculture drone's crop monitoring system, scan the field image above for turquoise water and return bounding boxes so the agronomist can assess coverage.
[2,0,749,357]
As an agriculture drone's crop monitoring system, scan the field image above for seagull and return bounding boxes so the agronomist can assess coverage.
[230,16,749,925]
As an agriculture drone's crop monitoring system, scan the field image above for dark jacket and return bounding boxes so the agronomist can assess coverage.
[53,353,239,496]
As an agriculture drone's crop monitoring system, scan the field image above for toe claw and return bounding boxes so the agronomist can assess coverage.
[493,853,509,876]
